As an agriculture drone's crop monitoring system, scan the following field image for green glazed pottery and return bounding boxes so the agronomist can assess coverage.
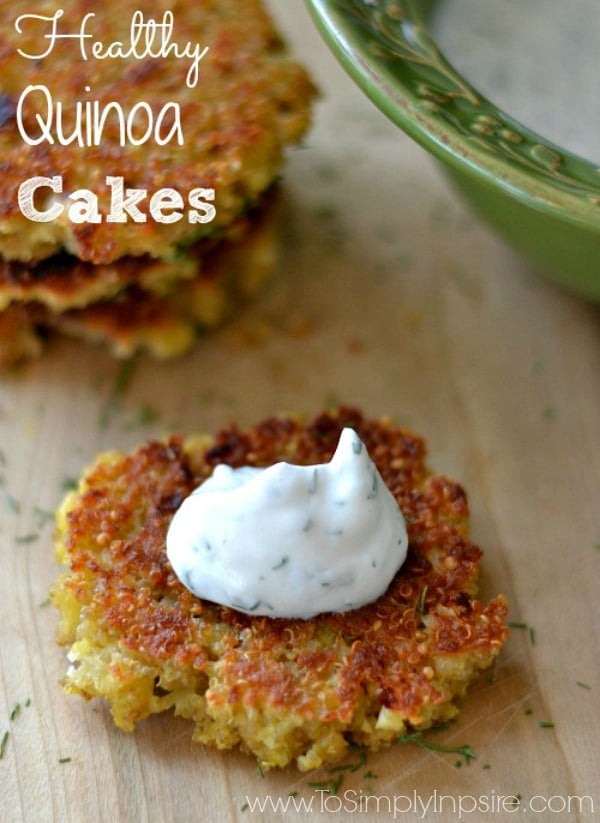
[306,0,600,301]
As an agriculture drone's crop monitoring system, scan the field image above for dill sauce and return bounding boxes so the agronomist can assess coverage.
[166,428,408,619]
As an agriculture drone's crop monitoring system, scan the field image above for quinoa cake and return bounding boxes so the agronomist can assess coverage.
[51,408,508,772]
[0,0,316,264]
[0,191,280,365]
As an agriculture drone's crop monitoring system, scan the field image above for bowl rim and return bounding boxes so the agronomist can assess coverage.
[306,0,600,232]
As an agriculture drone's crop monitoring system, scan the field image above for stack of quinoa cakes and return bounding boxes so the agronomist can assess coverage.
[0,0,316,365]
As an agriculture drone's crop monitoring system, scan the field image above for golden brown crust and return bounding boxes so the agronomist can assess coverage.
[52,408,508,770]
[0,0,316,263]
[0,190,280,364]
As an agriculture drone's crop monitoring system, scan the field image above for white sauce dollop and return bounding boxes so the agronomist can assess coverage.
[166,428,408,619]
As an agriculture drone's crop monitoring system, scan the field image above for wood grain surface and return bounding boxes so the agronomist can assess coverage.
[0,3,598,821]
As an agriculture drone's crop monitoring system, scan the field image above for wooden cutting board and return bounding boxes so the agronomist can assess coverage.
[1,3,598,821]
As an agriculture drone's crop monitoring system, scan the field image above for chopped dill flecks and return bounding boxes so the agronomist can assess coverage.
[0,730,9,759]
[34,506,54,527]
[288,791,298,798]
[98,360,137,430]
[15,533,39,544]
[524,708,533,716]
[328,748,367,776]
[24,698,31,707]
[482,763,491,770]
[9,704,20,721]
[576,681,591,690]
[240,802,249,812]
[312,202,337,220]
[329,774,344,794]
[113,359,137,397]
[539,721,555,729]
[197,387,217,406]
[39,598,51,609]
[541,405,556,421]
[363,770,378,780]
[256,763,264,779]
[509,621,537,645]
[58,757,71,764]
[531,358,545,377]
[61,476,78,492]
[323,392,341,411]
[308,774,344,795]
[5,492,20,513]
[398,731,476,765]
[122,404,161,431]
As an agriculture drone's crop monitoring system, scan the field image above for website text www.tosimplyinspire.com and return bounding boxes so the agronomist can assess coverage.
[241,788,596,818]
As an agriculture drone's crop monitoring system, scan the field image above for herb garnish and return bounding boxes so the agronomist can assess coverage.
[98,360,137,430]
[61,476,78,492]
[0,730,9,759]
[122,404,161,431]
[398,731,476,765]
[34,506,55,527]
[15,533,39,544]
[5,492,20,513]
[308,774,344,795]
[508,620,537,645]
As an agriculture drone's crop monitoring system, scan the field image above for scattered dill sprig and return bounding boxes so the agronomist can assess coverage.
[15,533,39,545]
[308,774,344,795]
[61,476,78,492]
[98,360,137,430]
[5,492,20,513]
[539,721,555,729]
[541,405,556,422]
[9,704,20,721]
[0,730,9,759]
[576,681,591,690]
[58,756,72,764]
[122,404,161,431]
[33,506,55,528]
[508,621,537,645]
[398,731,476,765]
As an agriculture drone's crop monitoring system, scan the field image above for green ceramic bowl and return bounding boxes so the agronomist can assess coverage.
[307,0,600,301]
